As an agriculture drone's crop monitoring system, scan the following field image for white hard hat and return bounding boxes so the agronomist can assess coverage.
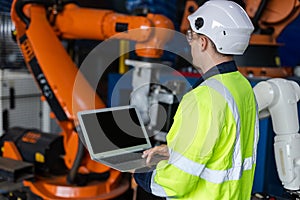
[187,0,254,55]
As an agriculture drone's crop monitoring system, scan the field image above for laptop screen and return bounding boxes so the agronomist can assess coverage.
[78,106,151,157]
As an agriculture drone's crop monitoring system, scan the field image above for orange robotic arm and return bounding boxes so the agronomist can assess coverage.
[245,0,300,44]
[52,3,174,58]
[10,0,174,199]
[11,0,174,123]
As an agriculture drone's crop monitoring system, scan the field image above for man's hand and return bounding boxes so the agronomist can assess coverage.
[142,144,169,164]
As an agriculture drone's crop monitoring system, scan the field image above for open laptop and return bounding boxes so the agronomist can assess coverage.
[77,105,166,172]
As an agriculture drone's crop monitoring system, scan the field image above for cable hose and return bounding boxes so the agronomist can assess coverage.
[66,137,110,186]
[66,137,84,184]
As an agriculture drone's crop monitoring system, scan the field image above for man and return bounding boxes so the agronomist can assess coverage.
[134,1,259,199]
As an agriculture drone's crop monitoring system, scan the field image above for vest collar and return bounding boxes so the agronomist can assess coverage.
[192,60,238,88]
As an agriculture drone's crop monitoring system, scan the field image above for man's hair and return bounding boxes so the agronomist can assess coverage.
[204,35,233,57]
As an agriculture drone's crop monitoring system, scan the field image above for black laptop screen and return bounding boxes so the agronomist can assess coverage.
[80,107,149,154]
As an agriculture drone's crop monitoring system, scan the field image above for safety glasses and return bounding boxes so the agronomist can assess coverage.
[186,29,200,43]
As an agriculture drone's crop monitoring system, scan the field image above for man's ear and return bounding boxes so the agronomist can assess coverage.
[197,36,208,51]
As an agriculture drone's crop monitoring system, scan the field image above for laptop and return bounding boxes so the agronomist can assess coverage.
[77,105,166,172]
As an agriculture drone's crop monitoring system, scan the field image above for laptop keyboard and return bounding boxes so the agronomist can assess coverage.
[101,152,144,165]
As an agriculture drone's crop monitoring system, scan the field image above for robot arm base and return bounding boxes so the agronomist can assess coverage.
[274,134,300,191]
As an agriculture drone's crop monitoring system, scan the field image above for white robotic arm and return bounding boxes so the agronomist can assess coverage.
[253,78,300,193]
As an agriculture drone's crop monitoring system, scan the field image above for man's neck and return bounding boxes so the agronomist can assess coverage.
[202,55,233,74]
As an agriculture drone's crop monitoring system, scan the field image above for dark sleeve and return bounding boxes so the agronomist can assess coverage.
[133,171,153,193]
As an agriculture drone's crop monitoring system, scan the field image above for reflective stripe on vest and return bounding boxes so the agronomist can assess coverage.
[253,99,259,163]
[150,78,259,195]
[151,170,168,196]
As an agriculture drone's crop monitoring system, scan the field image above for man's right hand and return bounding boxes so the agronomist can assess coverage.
[142,144,169,164]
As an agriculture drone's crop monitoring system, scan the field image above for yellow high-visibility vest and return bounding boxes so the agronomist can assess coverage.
[151,71,259,200]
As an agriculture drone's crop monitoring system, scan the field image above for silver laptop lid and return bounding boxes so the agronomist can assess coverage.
[77,105,152,159]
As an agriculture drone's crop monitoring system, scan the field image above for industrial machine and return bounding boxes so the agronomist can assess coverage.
[254,79,300,197]
[0,0,174,199]
[1,0,300,199]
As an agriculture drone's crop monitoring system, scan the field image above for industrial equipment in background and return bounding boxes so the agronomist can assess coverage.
[0,69,58,135]
[0,0,175,199]
[126,59,187,144]
[254,79,300,199]
[0,12,59,135]
[0,12,25,69]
